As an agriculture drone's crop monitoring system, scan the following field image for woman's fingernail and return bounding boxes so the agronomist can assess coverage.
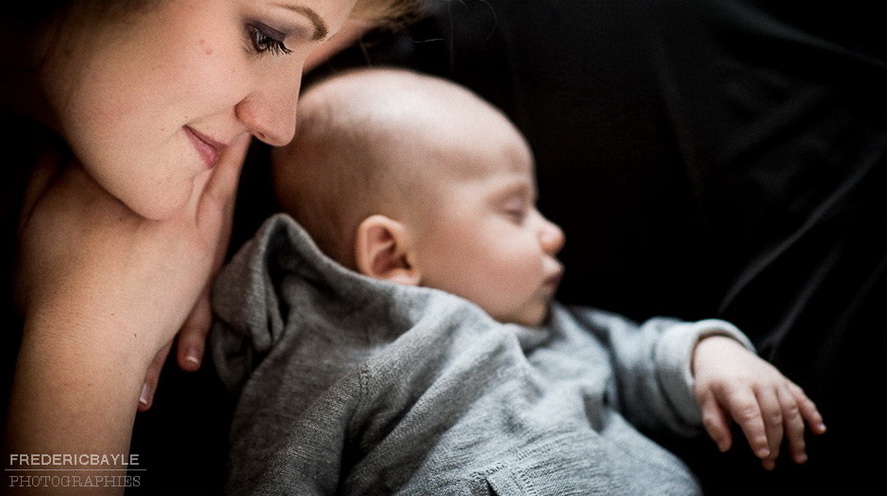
[184,348,201,367]
[139,383,151,406]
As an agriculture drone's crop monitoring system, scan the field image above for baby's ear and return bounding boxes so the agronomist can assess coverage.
[354,215,421,286]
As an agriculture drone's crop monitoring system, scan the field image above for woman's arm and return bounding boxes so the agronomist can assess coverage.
[7,310,149,493]
[5,135,249,495]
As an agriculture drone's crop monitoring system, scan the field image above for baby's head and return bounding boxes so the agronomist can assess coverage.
[272,68,565,326]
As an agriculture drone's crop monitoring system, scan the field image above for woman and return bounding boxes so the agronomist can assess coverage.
[1,0,411,493]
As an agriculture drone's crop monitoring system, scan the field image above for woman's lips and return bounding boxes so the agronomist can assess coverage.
[185,126,224,168]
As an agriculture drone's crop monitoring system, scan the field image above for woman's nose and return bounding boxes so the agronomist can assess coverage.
[235,73,302,146]
[539,216,565,256]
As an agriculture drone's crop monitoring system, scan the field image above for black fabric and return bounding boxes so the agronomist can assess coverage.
[293,0,886,494]
[124,0,884,493]
[127,357,233,496]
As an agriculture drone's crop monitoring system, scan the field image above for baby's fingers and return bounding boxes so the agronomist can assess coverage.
[698,393,733,453]
[791,383,827,435]
[778,386,808,465]
[756,388,784,470]
[724,389,772,464]
[783,383,827,464]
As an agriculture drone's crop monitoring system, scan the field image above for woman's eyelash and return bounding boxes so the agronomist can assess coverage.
[247,23,292,56]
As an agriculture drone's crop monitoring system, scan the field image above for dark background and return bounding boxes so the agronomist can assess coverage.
[128,0,886,494]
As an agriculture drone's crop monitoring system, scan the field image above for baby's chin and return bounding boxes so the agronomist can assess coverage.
[495,304,551,328]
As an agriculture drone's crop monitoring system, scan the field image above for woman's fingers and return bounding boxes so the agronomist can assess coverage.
[176,289,212,371]
[198,133,250,223]
[173,134,250,372]
[139,341,172,412]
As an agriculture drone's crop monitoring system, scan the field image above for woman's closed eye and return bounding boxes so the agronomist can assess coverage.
[246,22,292,56]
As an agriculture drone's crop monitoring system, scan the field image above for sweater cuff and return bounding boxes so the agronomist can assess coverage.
[656,319,755,427]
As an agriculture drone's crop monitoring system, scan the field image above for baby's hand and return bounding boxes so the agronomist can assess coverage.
[691,336,827,470]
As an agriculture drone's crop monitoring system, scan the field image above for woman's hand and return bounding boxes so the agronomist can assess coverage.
[692,336,827,470]
[7,134,250,492]
[138,261,228,410]
[136,147,245,408]
[17,135,249,359]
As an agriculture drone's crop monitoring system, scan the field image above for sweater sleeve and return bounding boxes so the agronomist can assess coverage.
[570,308,754,438]
[653,319,755,429]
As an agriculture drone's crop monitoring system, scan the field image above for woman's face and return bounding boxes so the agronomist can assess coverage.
[40,0,356,219]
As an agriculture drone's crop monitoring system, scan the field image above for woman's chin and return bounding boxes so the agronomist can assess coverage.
[122,188,193,221]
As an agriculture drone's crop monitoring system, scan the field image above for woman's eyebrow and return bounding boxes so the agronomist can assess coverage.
[278,4,329,40]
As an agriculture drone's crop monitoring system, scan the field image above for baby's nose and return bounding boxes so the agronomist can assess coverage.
[539,217,565,256]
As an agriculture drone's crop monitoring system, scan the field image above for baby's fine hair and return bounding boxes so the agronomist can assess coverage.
[271,67,511,268]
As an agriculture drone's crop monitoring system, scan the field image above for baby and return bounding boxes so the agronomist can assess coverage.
[211,67,825,495]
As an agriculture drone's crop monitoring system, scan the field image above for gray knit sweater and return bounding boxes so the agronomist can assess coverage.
[211,214,752,495]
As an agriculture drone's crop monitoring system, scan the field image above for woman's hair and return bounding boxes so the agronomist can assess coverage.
[1,1,160,112]
[0,0,432,281]
[0,1,163,382]
[1,1,155,44]
[353,0,426,31]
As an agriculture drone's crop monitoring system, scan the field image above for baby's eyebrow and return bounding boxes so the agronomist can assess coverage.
[496,179,537,202]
